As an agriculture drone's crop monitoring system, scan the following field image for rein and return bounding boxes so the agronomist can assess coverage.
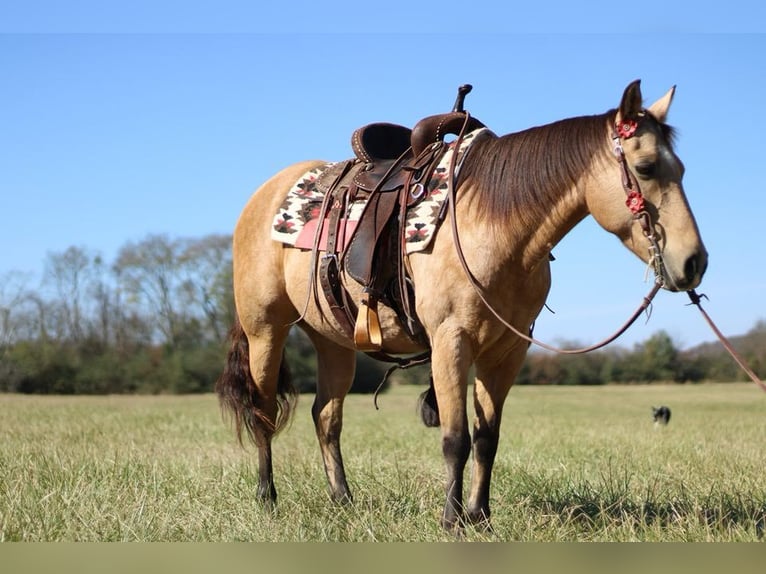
[686,290,766,391]
[447,113,765,390]
[446,112,664,355]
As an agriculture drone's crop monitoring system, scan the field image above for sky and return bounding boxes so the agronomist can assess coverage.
[1,3,765,351]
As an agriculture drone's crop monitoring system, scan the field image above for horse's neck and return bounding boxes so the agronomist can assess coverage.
[457,119,618,271]
[463,180,590,272]
[519,186,590,268]
[466,157,618,270]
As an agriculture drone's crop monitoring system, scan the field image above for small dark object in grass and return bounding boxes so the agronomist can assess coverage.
[652,405,671,426]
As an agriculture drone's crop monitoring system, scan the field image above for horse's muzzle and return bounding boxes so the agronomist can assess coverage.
[665,249,708,292]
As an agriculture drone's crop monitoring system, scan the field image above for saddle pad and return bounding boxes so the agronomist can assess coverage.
[271,127,489,254]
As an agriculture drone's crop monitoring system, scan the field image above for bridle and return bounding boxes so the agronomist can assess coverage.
[612,112,667,288]
[446,111,765,390]
[446,112,665,355]
[610,116,764,388]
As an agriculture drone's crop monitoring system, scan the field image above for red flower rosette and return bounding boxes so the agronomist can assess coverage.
[616,118,638,139]
[625,191,645,214]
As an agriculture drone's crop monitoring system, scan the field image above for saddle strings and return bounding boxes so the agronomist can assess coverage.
[290,160,354,328]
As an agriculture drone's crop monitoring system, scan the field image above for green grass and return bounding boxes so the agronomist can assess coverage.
[1,383,764,541]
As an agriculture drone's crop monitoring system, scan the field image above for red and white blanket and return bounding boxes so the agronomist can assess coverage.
[271,127,488,254]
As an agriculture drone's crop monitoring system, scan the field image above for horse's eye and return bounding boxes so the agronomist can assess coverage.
[635,162,657,179]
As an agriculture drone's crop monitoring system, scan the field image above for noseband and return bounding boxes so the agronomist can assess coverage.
[612,113,666,287]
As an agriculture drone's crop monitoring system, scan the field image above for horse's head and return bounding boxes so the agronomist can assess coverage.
[587,80,708,292]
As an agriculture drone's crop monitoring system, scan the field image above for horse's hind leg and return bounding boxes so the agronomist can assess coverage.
[304,328,356,503]
[217,319,295,509]
[466,343,528,528]
[250,327,295,508]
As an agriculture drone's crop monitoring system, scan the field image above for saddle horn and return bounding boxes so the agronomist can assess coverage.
[452,84,473,113]
[411,84,485,157]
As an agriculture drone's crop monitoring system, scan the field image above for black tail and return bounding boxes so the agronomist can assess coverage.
[215,318,296,446]
[418,377,440,427]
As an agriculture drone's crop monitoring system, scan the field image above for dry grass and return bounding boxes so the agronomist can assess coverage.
[1,383,764,541]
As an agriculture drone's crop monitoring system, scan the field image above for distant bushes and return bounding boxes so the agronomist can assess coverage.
[1,235,764,394]
[3,323,763,395]
[0,335,392,395]
[516,326,766,385]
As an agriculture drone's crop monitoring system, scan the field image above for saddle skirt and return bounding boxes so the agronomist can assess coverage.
[271,127,489,255]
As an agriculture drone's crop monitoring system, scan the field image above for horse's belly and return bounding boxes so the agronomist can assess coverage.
[282,247,426,354]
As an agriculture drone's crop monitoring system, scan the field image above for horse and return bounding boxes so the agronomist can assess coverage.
[215,80,708,531]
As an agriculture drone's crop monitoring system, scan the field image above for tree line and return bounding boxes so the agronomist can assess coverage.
[517,325,766,385]
[0,233,395,395]
[1,233,763,394]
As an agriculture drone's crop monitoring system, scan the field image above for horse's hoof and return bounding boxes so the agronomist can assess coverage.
[331,491,354,505]
[257,486,277,512]
[467,510,493,533]
[440,513,466,536]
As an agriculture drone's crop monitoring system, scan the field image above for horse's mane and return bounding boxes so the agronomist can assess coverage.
[459,110,618,228]
[459,109,678,229]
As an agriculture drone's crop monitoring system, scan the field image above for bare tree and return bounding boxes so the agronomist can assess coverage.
[0,271,33,347]
[88,262,117,348]
[114,234,188,347]
[43,246,100,343]
[178,233,233,342]
[113,233,234,347]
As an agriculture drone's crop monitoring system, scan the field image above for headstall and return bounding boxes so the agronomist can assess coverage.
[611,112,666,287]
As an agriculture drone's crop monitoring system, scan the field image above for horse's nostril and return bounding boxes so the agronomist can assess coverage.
[684,256,697,282]
[684,251,707,285]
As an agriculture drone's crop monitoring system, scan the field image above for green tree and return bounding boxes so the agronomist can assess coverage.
[634,331,680,382]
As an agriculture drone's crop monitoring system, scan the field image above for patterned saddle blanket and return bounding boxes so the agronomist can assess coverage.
[270,127,489,255]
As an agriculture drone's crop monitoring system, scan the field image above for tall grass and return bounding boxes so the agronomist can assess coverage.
[1,383,764,541]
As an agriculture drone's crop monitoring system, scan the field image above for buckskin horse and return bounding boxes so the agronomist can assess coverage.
[216,80,707,531]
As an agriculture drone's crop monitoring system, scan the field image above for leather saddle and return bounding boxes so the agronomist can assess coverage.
[312,85,485,355]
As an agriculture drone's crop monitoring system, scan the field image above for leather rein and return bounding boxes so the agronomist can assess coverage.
[446,112,766,390]
[446,111,663,355]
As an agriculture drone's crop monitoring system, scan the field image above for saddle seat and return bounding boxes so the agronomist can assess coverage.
[351,122,412,163]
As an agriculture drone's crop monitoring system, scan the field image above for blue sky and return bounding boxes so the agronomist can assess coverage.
[1,4,765,350]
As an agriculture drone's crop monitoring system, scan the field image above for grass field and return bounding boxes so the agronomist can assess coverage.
[1,383,764,541]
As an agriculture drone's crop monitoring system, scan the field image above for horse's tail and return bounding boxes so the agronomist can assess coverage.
[215,317,297,446]
[418,377,440,428]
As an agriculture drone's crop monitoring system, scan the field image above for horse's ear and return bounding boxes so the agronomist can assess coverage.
[619,80,643,119]
[647,85,676,123]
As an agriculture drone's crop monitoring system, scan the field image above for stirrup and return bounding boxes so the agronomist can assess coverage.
[353,293,383,351]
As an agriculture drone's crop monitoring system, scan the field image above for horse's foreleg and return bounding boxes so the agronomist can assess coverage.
[306,331,356,503]
[431,326,473,531]
[466,343,528,528]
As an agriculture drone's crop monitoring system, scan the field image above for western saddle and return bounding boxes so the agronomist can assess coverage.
[311,85,485,358]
